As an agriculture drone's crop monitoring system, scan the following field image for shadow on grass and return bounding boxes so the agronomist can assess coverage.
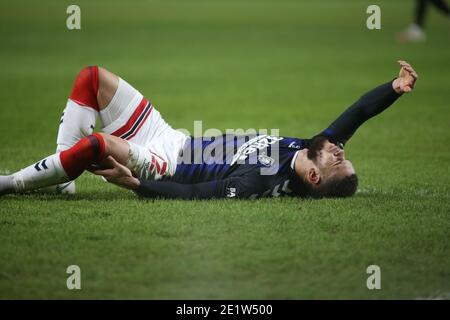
[4,187,440,203]
[1,190,390,202]
[0,190,138,202]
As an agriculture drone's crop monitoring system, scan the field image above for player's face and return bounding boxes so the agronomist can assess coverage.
[314,140,355,178]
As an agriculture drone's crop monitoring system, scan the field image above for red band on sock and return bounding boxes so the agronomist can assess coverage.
[59,133,107,180]
[69,66,99,111]
[92,132,106,160]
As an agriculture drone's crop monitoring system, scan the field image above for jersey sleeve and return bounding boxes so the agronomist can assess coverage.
[135,173,267,200]
[317,80,402,145]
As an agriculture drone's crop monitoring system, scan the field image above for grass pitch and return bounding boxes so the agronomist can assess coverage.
[0,0,449,299]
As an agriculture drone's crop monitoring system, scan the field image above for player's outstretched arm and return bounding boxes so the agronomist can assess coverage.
[317,60,418,145]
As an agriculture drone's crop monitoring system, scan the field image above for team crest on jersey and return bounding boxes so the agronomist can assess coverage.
[231,135,283,165]
[257,154,275,167]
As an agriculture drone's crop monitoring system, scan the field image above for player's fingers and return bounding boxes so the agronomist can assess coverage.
[403,67,419,81]
[88,162,111,171]
[103,155,114,164]
[107,156,127,170]
[400,63,413,72]
[406,74,415,83]
[407,71,418,80]
[92,168,114,177]
[403,65,414,74]
[108,157,132,176]
[399,60,410,68]
[403,85,412,93]
[108,157,121,167]
[91,159,114,172]
[411,71,418,79]
[87,164,99,171]
[398,61,410,69]
[98,156,116,168]
[400,63,413,73]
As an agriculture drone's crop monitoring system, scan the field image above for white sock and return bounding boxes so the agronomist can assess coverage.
[12,153,70,192]
[52,99,98,193]
[57,99,98,152]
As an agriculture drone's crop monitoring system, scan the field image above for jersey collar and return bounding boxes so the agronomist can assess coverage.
[290,150,300,170]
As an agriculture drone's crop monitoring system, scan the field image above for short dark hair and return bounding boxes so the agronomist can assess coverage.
[308,174,358,199]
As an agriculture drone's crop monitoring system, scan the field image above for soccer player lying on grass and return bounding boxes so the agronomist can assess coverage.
[0,60,418,199]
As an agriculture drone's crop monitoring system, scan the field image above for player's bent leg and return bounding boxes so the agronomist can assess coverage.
[57,66,120,148]
[0,133,131,196]
[1,66,167,196]
[49,66,102,194]
[47,66,120,194]
[5,65,184,196]
[95,70,187,181]
[58,66,101,152]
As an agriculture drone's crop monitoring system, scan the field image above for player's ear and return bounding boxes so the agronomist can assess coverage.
[308,168,321,185]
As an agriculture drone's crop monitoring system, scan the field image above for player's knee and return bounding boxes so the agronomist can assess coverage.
[94,132,110,155]
[94,133,130,165]
[97,67,119,109]
[95,132,126,159]
[69,66,100,111]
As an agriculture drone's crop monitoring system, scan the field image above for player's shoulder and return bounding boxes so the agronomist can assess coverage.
[279,136,308,150]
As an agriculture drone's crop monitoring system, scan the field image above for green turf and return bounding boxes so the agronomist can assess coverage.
[0,0,449,299]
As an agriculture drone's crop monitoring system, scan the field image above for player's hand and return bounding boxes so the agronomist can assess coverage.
[91,156,141,190]
[392,60,418,94]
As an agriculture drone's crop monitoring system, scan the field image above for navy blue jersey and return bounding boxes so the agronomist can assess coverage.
[160,134,310,198]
